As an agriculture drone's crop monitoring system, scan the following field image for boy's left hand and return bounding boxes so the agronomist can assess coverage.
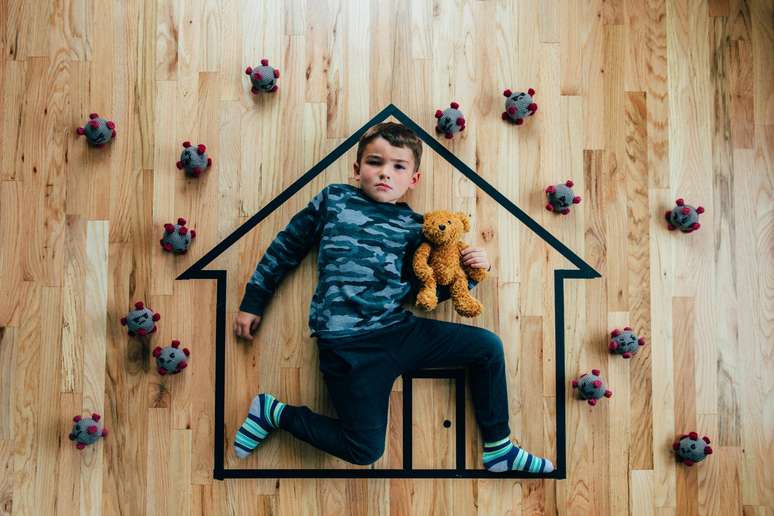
[461,247,491,271]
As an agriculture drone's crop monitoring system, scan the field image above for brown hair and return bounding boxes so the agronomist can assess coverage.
[355,122,422,172]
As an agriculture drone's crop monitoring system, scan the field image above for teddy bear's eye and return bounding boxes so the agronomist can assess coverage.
[448,220,452,224]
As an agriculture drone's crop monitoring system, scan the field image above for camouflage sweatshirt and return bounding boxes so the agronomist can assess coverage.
[239,183,482,340]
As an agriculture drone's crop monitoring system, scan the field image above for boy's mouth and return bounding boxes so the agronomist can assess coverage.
[375,183,392,190]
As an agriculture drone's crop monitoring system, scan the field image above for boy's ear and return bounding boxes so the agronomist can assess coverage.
[456,212,470,232]
[410,170,421,187]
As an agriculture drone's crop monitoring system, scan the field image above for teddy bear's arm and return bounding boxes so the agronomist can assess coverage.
[412,242,434,283]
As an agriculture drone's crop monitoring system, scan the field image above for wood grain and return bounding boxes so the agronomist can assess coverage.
[0,0,772,514]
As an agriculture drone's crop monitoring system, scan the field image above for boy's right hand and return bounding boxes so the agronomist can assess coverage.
[234,311,262,340]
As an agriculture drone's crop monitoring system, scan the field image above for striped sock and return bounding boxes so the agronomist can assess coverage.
[482,437,555,473]
[233,393,286,459]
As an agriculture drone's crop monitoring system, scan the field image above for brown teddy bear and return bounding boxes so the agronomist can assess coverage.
[412,210,488,317]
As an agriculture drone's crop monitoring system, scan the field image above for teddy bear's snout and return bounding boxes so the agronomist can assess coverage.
[438,224,446,231]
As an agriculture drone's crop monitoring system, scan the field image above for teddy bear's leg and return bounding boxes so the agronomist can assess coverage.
[449,272,483,317]
[416,282,438,311]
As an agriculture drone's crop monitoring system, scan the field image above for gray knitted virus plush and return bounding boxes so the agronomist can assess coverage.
[545,180,582,215]
[176,141,212,178]
[245,58,280,94]
[608,327,646,359]
[672,432,713,466]
[160,217,196,254]
[571,369,613,406]
[120,301,161,337]
[665,198,705,233]
[69,413,108,450]
[153,339,191,375]
[502,88,537,125]
[76,113,116,147]
[434,102,466,139]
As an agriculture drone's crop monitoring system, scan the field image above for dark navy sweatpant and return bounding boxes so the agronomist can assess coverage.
[279,314,512,465]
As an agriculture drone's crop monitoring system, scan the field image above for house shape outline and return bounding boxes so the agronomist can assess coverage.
[178,103,601,480]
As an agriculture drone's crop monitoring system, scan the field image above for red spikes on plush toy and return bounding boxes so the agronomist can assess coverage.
[545,179,582,215]
[120,300,160,337]
[502,88,537,125]
[160,216,196,254]
[76,112,116,147]
[665,198,705,233]
[673,432,713,465]
[153,339,191,375]
[434,101,465,139]
[609,326,646,358]
[246,58,280,94]
[571,369,613,406]
[176,141,212,178]
[69,412,108,449]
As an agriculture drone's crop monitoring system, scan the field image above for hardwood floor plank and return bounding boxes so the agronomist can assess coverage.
[1,0,771,513]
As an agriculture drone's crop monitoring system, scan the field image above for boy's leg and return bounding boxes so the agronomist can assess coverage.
[396,316,553,473]
[278,325,409,465]
[393,316,511,442]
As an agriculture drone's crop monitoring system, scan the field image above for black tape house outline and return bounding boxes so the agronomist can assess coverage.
[177,104,601,480]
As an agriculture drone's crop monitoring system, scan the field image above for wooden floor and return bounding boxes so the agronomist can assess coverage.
[1,0,773,514]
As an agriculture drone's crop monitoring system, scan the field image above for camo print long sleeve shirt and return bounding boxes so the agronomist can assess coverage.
[239,183,481,340]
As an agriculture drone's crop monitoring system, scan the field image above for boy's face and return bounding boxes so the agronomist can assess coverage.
[353,137,420,204]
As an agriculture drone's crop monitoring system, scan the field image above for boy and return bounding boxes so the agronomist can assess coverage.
[232,122,553,473]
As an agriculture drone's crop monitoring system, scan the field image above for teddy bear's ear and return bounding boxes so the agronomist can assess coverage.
[456,212,470,232]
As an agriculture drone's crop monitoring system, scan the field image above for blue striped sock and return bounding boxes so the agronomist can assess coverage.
[482,437,555,473]
[233,393,286,459]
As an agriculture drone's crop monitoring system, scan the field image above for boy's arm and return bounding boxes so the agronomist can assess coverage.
[239,187,328,316]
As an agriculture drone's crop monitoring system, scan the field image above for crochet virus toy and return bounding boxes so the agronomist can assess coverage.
[545,180,582,214]
[76,113,116,147]
[153,339,191,375]
[120,301,160,337]
[609,327,646,359]
[665,198,705,232]
[571,369,613,406]
[176,141,212,178]
[502,88,537,125]
[69,413,108,450]
[672,432,713,466]
[434,102,466,139]
[160,217,196,254]
[245,58,280,94]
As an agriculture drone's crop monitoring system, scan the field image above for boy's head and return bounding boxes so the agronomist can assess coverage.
[353,122,422,204]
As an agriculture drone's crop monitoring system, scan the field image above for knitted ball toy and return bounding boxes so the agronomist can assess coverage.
[545,180,582,215]
[665,198,705,232]
[153,339,191,375]
[571,369,613,406]
[76,113,116,147]
[176,141,212,178]
[434,102,466,139]
[160,217,196,254]
[120,301,160,337]
[608,327,646,359]
[502,88,537,125]
[672,432,713,466]
[245,58,280,94]
[69,413,108,450]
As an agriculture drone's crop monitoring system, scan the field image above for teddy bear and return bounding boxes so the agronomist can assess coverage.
[412,210,488,317]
